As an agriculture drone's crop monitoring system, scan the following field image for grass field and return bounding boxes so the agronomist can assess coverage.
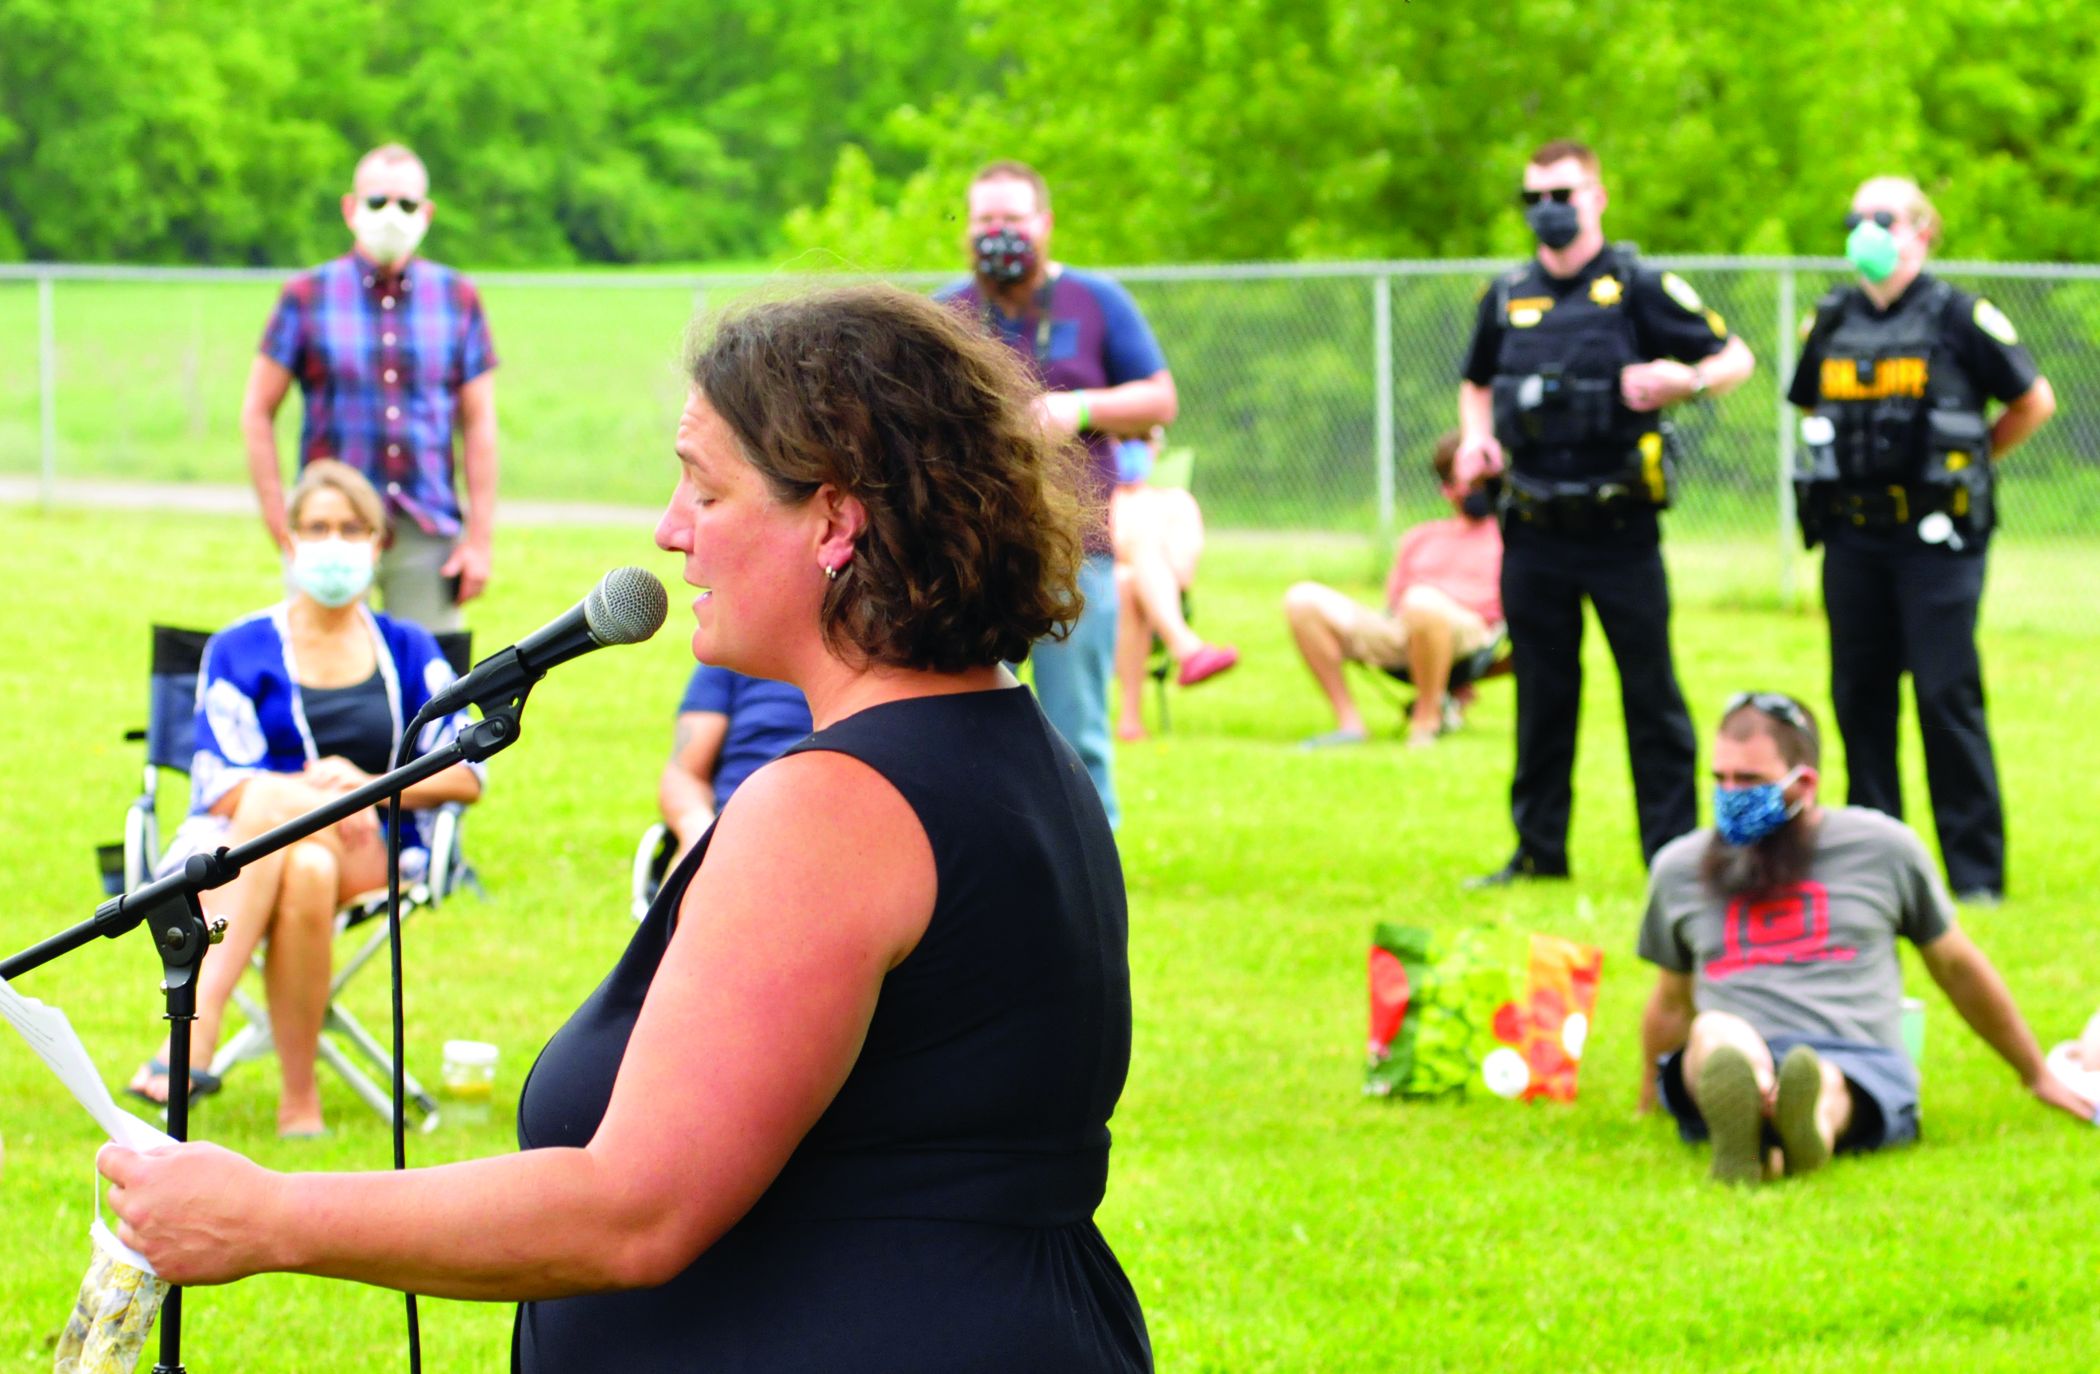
[1,506,2096,1371]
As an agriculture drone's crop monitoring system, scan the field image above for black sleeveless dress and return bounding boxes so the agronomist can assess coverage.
[513,686,1150,1372]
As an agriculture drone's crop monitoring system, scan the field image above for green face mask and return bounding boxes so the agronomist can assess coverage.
[1846,221,1900,283]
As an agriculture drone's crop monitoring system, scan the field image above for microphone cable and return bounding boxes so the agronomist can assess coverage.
[386,699,444,1374]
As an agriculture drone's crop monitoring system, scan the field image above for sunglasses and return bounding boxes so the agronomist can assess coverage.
[362,194,423,214]
[1843,209,1896,232]
[1518,186,1581,207]
[1724,691,1812,733]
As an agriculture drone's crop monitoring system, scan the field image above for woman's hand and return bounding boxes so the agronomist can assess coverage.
[304,756,373,794]
[98,1141,287,1286]
[301,757,383,845]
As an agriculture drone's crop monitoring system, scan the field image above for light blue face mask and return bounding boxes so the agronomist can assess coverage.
[289,537,376,608]
[1846,221,1900,283]
[1114,438,1154,486]
[1714,767,1805,847]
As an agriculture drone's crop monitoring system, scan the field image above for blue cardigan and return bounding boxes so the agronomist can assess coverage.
[181,603,481,860]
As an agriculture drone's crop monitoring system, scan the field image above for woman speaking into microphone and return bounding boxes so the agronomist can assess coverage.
[99,286,1151,1372]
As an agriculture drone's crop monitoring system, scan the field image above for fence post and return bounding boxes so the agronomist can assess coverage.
[1774,265,1798,606]
[1373,274,1395,539]
[38,273,57,509]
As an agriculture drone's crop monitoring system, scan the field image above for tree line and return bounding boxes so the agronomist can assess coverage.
[3,0,2095,269]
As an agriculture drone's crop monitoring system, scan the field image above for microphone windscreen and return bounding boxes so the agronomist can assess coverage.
[584,567,669,646]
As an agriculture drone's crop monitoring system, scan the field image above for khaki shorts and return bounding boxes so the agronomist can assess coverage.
[1306,583,1494,670]
[379,521,463,632]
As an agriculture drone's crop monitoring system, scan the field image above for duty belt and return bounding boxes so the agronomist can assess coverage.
[1806,483,1945,530]
[1502,478,1651,537]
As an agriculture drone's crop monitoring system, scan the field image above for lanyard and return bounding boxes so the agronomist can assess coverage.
[984,271,1061,364]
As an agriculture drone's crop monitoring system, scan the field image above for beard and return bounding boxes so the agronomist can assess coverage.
[1700,812,1820,898]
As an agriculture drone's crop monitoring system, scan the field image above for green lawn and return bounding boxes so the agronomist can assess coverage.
[1,509,2095,1371]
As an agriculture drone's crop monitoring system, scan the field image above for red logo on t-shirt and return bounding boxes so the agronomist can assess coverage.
[1706,881,1857,980]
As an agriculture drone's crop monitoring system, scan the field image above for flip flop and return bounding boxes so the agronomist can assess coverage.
[123,1058,222,1108]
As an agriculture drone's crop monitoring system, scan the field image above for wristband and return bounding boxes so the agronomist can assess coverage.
[1074,391,1092,432]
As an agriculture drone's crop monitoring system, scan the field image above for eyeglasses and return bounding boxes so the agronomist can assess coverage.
[1519,186,1582,207]
[362,194,423,214]
[294,519,376,542]
[1843,209,1896,232]
[1724,691,1811,732]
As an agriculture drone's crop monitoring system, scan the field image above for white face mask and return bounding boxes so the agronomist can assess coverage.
[289,537,377,608]
[352,200,428,266]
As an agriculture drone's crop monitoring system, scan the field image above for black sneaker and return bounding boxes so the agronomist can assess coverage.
[1463,852,1571,890]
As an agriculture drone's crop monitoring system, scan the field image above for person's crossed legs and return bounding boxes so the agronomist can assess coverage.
[130,773,387,1135]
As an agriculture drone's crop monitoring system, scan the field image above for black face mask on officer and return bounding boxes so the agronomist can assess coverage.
[1525,200,1581,250]
[972,228,1037,285]
[1461,484,1498,520]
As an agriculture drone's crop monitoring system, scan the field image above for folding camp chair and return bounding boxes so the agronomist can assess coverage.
[631,821,674,921]
[96,624,476,1128]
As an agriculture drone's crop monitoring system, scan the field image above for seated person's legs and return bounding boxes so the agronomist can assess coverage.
[263,828,387,1136]
[1659,1011,1913,1184]
[130,772,383,1131]
[1282,581,1407,745]
[1393,583,1494,747]
[1113,563,1150,741]
[1112,486,1236,690]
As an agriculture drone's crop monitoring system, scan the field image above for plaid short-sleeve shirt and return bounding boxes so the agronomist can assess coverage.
[260,251,498,536]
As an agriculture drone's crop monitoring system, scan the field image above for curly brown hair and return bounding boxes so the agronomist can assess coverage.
[687,284,1091,673]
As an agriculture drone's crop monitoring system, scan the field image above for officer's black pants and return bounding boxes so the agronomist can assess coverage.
[1501,530,1697,868]
[1822,537,2002,894]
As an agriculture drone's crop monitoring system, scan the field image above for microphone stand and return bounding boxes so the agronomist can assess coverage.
[2,700,528,1374]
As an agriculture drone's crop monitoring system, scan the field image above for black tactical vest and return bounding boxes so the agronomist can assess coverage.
[1809,277,1989,484]
[1488,247,1661,490]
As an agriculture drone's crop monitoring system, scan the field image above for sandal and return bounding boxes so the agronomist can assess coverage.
[124,1057,222,1108]
[1176,644,1240,687]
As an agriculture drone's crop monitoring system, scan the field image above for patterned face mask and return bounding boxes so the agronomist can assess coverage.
[972,227,1037,284]
[54,1218,169,1374]
[1714,767,1805,847]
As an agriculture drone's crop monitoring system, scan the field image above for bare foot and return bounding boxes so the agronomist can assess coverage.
[1117,722,1148,742]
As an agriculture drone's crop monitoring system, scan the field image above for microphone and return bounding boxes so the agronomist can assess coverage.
[424,567,669,718]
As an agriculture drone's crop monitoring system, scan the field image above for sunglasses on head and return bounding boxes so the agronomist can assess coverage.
[1843,209,1896,232]
[1724,691,1811,733]
[1519,187,1580,207]
[363,194,423,214]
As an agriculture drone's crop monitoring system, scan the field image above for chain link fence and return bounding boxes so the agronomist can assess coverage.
[4,258,2097,617]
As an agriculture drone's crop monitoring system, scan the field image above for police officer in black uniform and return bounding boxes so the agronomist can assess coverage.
[1456,140,1756,887]
[1789,176,2055,905]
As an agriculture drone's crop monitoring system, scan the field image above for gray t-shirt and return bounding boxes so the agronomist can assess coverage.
[1638,807,1955,1051]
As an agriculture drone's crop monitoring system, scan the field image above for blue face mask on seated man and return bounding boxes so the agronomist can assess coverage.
[1714,767,1806,847]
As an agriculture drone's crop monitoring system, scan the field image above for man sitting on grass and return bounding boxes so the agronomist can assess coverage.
[1636,692,2094,1184]
[1282,431,1503,748]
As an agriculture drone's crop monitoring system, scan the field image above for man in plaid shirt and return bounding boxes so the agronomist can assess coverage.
[239,143,499,631]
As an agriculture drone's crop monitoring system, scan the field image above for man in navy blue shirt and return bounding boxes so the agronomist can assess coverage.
[658,663,814,859]
[939,161,1178,826]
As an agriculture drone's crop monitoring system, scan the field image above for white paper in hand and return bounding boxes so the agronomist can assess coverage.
[0,975,176,1271]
